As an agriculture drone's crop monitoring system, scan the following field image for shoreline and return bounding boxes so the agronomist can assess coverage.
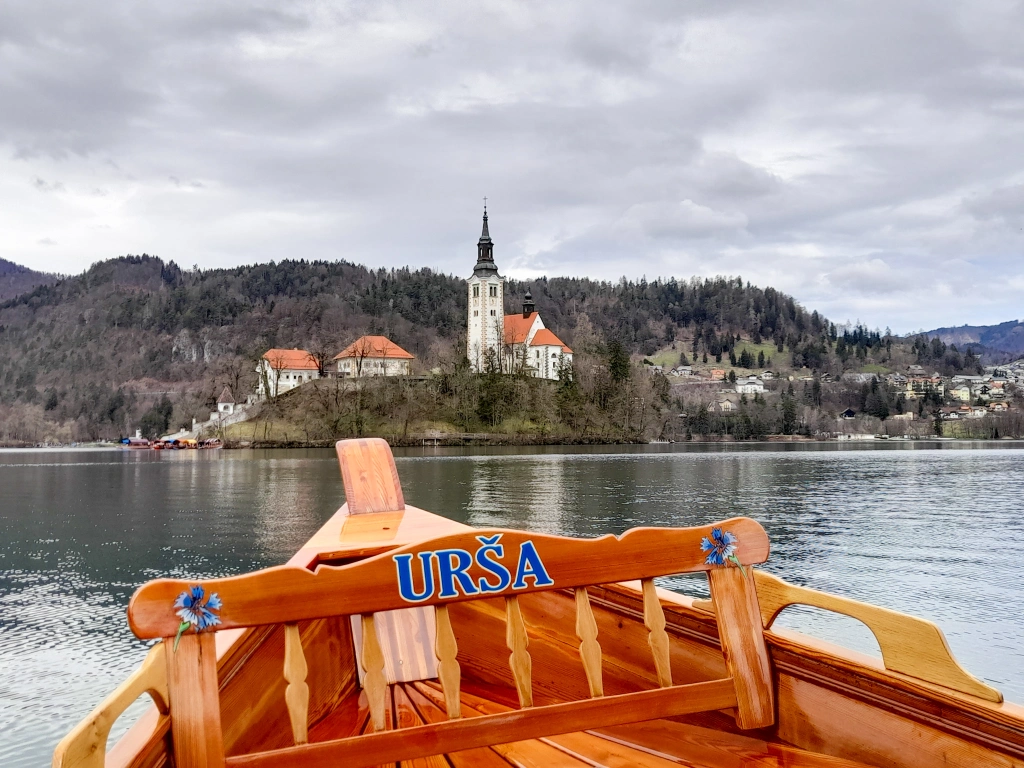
[4,435,1024,450]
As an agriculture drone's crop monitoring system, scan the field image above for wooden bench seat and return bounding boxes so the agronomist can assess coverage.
[303,680,873,768]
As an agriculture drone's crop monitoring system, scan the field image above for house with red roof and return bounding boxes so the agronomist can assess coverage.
[466,206,573,380]
[256,348,320,399]
[333,335,414,378]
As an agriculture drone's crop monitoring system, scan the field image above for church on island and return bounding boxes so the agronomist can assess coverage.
[466,207,572,380]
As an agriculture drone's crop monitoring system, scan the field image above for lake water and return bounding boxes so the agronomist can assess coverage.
[2,443,1023,766]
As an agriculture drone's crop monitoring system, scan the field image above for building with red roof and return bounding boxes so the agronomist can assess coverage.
[256,348,320,399]
[333,335,414,377]
[466,208,573,380]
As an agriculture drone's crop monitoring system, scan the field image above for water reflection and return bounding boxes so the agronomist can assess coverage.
[1,443,1023,767]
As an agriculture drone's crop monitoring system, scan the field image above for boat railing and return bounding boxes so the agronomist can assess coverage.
[695,569,1001,702]
[123,518,775,768]
[51,643,168,768]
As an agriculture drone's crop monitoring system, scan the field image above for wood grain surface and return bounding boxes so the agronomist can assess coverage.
[505,595,534,709]
[754,570,1002,703]
[223,679,737,768]
[165,633,225,768]
[434,604,462,719]
[336,438,405,515]
[51,644,168,768]
[359,615,387,732]
[574,587,603,698]
[708,566,775,729]
[642,579,673,688]
[128,518,770,638]
[281,624,308,745]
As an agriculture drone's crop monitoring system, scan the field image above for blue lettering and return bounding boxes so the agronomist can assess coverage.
[394,552,435,603]
[475,534,511,593]
[512,541,554,589]
[436,549,479,598]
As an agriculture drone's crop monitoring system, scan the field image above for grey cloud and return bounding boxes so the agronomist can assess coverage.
[2,0,1024,331]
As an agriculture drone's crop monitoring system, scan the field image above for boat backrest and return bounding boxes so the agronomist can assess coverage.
[126,438,776,768]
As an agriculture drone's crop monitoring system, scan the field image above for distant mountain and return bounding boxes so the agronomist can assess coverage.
[0,258,57,302]
[924,320,1024,357]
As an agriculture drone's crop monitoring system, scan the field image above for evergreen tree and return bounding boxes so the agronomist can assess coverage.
[607,340,631,383]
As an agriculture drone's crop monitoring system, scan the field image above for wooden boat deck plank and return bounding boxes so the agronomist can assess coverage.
[596,720,876,767]
[412,679,875,768]
[402,683,515,767]
[410,681,596,767]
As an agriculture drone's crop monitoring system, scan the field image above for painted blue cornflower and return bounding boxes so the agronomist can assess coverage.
[173,585,222,650]
[700,527,745,573]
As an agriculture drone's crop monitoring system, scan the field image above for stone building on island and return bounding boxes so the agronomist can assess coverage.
[465,207,572,380]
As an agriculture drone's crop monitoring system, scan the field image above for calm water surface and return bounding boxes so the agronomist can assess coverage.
[2,443,1023,766]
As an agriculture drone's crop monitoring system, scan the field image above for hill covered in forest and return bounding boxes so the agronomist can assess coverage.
[0,254,994,444]
[924,319,1024,357]
[0,258,56,302]
[0,254,828,440]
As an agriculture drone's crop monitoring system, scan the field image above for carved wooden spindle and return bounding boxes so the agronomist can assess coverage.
[642,578,672,688]
[505,595,533,708]
[434,604,462,719]
[282,623,310,745]
[574,587,604,698]
[360,614,388,731]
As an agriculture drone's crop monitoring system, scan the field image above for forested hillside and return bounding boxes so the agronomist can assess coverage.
[0,258,56,302]
[925,319,1024,357]
[0,254,828,441]
[0,253,993,444]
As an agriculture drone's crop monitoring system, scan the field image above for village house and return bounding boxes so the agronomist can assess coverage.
[760,371,774,380]
[334,335,414,378]
[256,349,319,399]
[950,385,972,402]
[467,208,573,380]
[734,376,765,395]
[710,369,726,381]
[709,398,737,413]
[905,374,944,399]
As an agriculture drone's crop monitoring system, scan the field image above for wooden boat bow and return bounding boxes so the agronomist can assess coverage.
[53,437,1022,768]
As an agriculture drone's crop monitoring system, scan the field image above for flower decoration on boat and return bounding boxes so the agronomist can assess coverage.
[700,527,746,574]
[172,585,222,651]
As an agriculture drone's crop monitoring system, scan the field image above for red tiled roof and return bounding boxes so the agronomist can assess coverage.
[333,335,414,360]
[503,312,538,345]
[528,327,572,354]
[262,348,318,370]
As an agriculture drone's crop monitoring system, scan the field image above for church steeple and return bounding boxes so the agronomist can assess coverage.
[474,202,497,276]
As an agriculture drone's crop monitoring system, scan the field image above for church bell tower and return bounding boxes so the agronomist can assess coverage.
[467,203,505,372]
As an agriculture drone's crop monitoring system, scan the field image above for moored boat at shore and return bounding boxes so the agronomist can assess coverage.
[54,438,1024,768]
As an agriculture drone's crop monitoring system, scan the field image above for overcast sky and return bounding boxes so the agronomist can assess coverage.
[2,1,1024,333]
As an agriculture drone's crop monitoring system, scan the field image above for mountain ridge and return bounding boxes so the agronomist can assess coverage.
[0,258,57,302]
[923,319,1024,356]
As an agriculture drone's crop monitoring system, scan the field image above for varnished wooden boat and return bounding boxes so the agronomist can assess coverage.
[54,438,1024,768]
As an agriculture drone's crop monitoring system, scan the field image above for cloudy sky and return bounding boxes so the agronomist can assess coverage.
[2,1,1024,332]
